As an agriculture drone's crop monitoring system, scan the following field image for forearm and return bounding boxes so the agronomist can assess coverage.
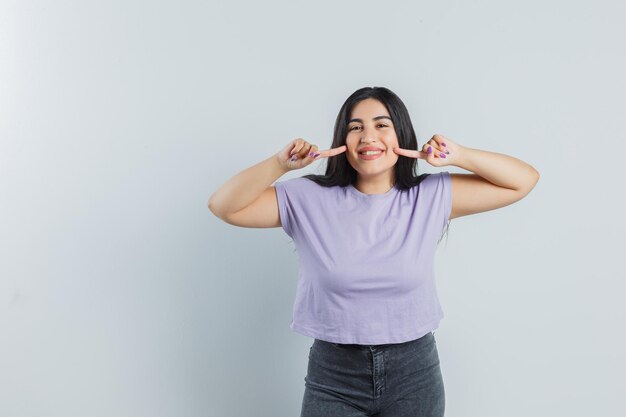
[456,146,540,192]
[208,153,288,218]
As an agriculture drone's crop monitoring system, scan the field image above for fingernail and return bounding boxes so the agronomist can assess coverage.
[290,156,297,161]
[445,150,450,154]
[427,146,432,154]
[314,153,320,157]
[442,142,447,147]
[309,151,315,157]
[439,153,446,158]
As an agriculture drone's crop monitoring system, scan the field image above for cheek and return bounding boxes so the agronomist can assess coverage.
[387,136,399,146]
[347,141,361,156]
[385,139,399,155]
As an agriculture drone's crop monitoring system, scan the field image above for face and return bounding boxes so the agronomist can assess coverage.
[345,98,400,183]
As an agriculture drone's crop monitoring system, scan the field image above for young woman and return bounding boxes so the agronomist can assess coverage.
[208,87,539,417]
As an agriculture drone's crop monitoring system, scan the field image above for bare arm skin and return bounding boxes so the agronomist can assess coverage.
[208,154,288,225]
[208,139,346,228]
[449,146,539,220]
[393,134,540,220]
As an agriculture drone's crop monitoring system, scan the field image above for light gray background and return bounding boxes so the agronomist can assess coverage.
[1,0,624,416]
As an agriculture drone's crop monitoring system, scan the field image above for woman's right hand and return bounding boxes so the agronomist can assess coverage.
[276,138,347,171]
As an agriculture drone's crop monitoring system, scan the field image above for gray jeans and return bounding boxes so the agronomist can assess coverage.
[300,332,445,417]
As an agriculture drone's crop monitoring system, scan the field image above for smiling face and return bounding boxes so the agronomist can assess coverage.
[345,98,400,187]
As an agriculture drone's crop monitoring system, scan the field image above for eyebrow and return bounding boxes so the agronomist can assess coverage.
[348,115,393,124]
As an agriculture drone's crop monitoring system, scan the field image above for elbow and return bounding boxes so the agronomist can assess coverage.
[531,168,540,188]
[207,196,223,218]
[519,169,540,196]
[209,190,237,225]
[208,197,234,225]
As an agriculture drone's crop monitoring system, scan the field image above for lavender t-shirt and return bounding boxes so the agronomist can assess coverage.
[274,171,452,345]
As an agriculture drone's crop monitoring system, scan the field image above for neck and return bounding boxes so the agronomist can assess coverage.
[354,175,395,195]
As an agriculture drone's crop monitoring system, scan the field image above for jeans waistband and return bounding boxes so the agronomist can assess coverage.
[325,331,434,350]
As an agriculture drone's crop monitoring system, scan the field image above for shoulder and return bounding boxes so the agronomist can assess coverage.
[273,176,334,203]
[425,171,450,182]
[415,171,451,191]
[274,176,323,192]
[275,176,315,185]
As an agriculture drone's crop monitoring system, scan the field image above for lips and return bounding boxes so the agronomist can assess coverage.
[358,146,385,153]
[358,147,385,161]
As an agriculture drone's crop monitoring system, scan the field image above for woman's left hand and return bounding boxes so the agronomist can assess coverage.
[393,134,463,167]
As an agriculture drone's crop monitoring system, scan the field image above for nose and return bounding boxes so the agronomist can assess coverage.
[359,125,380,142]
[360,136,378,144]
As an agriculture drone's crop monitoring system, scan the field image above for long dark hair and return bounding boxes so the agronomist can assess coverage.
[302,86,430,192]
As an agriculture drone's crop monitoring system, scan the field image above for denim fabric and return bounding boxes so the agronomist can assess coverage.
[300,332,445,417]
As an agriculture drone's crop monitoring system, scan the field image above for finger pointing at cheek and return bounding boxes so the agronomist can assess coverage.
[393,147,428,159]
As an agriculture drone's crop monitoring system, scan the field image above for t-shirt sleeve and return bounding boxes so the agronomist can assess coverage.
[424,171,452,235]
[273,177,302,238]
[440,171,453,232]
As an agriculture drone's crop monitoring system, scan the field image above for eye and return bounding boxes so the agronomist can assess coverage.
[348,124,388,131]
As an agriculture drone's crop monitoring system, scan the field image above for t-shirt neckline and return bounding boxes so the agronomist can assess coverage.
[347,183,398,199]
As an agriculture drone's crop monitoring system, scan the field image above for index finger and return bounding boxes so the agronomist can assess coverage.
[317,145,347,158]
[395,147,428,159]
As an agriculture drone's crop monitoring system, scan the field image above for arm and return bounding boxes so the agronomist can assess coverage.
[455,146,540,193]
[393,134,540,220]
[208,153,287,221]
[208,138,334,227]
[448,145,540,220]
